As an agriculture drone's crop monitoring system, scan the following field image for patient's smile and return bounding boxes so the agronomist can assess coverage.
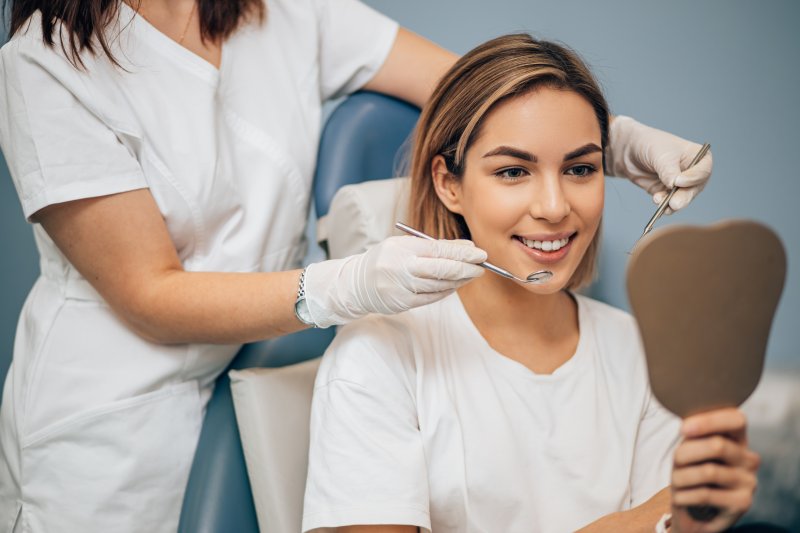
[521,236,569,251]
[514,233,575,264]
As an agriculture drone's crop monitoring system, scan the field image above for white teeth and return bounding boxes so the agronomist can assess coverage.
[520,236,570,251]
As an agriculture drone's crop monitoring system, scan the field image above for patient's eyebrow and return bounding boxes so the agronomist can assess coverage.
[563,143,602,161]
[483,143,602,163]
[483,146,536,162]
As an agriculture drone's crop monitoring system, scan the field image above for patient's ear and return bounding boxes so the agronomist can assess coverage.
[431,155,464,215]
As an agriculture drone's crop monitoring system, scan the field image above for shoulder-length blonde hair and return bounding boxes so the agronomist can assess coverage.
[407,33,610,290]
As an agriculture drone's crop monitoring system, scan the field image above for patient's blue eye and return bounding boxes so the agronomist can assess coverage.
[496,167,527,181]
[566,164,596,178]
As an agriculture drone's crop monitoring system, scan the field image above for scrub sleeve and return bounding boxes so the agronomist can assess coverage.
[0,37,148,220]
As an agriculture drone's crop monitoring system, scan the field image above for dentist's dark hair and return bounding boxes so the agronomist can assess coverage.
[3,0,265,69]
[408,33,610,290]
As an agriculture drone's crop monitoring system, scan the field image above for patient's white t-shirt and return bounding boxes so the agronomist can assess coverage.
[303,293,680,533]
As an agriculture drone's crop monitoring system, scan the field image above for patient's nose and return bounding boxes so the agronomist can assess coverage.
[529,175,570,223]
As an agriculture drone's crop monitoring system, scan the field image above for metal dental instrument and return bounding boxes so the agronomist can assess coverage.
[639,143,711,240]
[395,221,553,284]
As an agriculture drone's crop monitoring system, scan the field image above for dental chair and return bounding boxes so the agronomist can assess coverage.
[177,91,420,533]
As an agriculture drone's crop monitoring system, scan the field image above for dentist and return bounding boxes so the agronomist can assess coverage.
[0,0,711,530]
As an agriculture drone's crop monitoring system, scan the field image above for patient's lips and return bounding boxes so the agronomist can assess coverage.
[514,232,575,264]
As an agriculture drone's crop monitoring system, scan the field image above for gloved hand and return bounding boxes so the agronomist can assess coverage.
[304,236,487,328]
[606,116,713,214]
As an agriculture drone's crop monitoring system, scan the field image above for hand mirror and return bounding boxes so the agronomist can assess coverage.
[627,220,786,418]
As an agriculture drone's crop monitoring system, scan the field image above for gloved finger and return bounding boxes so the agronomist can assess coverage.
[651,190,674,216]
[674,153,713,188]
[635,176,667,196]
[651,152,684,189]
[406,289,457,308]
[408,257,485,281]
[411,238,487,264]
[408,277,471,295]
[652,141,709,189]
[668,184,704,212]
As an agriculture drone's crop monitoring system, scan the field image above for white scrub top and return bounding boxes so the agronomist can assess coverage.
[0,0,398,530]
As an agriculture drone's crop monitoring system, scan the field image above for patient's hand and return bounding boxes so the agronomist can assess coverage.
[669,408,759,533]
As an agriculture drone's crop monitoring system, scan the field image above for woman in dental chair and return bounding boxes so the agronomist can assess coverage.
[303,34,759,533]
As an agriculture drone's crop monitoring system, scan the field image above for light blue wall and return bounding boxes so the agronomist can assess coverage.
[1,1,40,386]
[1,1,798,370]
[0,151,38,385]
[364,0,800,369]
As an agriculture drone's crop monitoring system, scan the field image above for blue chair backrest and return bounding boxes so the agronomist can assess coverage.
[314,91,420,218]
[178,91,420,532]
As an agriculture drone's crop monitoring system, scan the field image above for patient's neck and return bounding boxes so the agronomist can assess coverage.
[457,275,579,375]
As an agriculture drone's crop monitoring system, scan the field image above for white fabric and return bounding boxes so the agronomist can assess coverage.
[304,235,487,328]
[303,293,681,533]
[0,1,398,531]
[230,359,321,533]
[316,176,410,259]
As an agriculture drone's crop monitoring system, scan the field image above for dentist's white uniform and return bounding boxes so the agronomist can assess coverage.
[0,1,398,531]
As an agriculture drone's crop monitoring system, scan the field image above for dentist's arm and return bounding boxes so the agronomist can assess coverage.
[35,188,485,344]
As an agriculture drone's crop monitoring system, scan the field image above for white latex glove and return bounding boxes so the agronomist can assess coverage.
[304,235,487,328]
[606,116,713,214]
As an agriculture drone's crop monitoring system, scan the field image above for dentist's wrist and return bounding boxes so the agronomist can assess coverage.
[293,267,318,328]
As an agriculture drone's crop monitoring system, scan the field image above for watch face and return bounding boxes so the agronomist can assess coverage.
[295,298,314,325]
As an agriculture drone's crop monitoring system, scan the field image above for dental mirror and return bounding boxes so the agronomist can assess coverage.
[395,222,553,284]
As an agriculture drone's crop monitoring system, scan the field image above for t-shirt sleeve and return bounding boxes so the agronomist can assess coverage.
[312,0,399,101]
[302,318,431,532]
[629,390,681,507]
[0,38,146,221]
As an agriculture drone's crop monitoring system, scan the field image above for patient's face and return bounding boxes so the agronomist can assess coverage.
[452,87,604,293]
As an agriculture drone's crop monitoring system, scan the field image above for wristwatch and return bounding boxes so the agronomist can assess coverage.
[294,268,317,327]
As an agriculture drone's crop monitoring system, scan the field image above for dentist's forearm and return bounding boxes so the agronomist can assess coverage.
[123,268,306,344]
[36,188,309,345]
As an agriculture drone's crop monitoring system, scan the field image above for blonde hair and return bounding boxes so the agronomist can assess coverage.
[407,33,609,290]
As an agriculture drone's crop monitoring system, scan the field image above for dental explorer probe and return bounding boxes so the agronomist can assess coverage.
[640,143,711,239]
[395,222,553,284]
